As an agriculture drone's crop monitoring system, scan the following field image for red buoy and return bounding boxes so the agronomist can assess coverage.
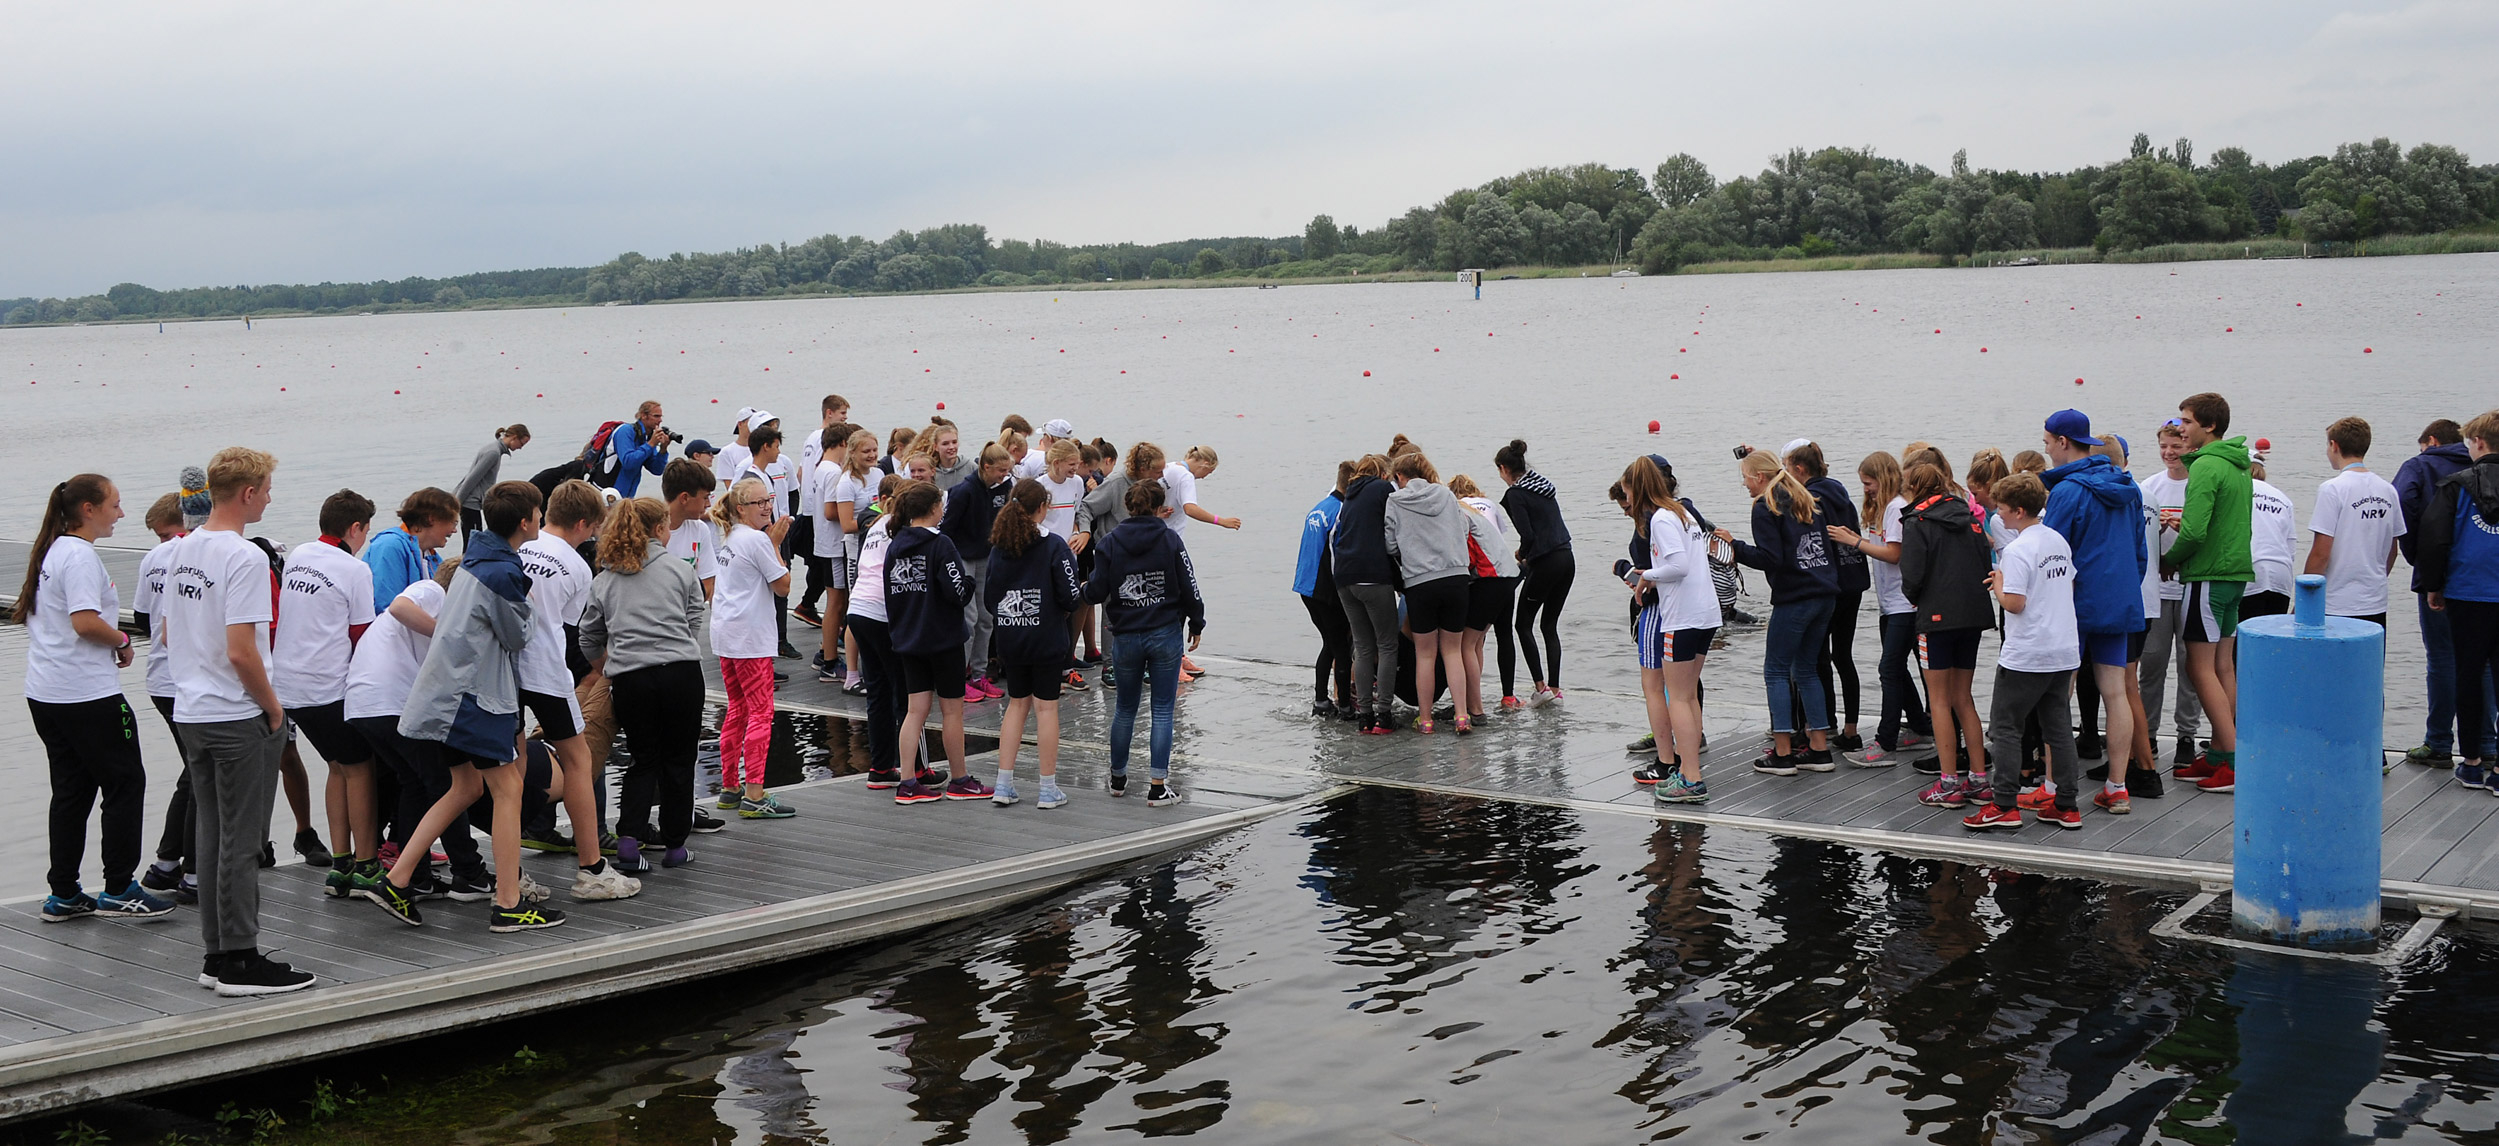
[2364,347,2374,353]
[1362,370,1371,377]
[2074,377,2085,386]
[1648,420,1662,434]
[2255,437,2273,451]
[936,401,946,409]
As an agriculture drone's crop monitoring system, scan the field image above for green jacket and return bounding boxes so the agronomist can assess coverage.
[2167,436,2254,582]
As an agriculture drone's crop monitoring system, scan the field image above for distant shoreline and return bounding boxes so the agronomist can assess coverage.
[13,239,2498,330]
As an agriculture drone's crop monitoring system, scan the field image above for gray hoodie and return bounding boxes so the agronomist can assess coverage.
[398,558,530,746]
[1384,479,1472,588]
[578,540,707,677]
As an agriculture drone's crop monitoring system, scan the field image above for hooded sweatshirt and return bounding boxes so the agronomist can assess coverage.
[1729,485,1838,605]
[399,530,532,751]
[1330,474,1396,586]
[1384,479,1473,589]
[1294,491,1344,598]
[1500,470,1572,564]
[1074,470,1133,537]
[942,470,1012,563]
[1085,514,1206,636]
[2167,436,2254,583]
[1805,475,1871,594]
[1898,493,1996,632]
[578,540,706,677]
[2397,441,2475,590]
[883,525,973,656]
[985,533,1082,666]
[2416,454,2499,602]
[2042,454,2149,635]
[1458,496,1522,579]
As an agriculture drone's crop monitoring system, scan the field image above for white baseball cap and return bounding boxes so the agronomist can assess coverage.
[1042,418,1075,438]
[732,406,760,428]
[748,409,778,428]
[1781,437,1815,458]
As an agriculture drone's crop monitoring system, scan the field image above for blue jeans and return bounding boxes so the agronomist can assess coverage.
[1764,596,1834,735]
[1876,611,1932,749]
[1110,622,1185,781]
[2419,593,2497,754]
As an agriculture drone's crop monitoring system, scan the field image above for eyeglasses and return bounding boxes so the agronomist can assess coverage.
[739,498,773,508]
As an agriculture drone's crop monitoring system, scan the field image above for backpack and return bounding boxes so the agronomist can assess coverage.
[583,421,627,487]
[249,537,287,636]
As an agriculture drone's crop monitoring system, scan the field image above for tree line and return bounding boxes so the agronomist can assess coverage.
[8,133,2492,324]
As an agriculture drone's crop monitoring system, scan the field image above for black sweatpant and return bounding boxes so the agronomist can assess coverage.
[1515,549,1576,689]
[149,695,194,871]
[850,615,904,775]
[611,660,702,848]
[2453,599,2499,762]
[31,696,147,899]
[353,715,483,878]
[1301,592,1353,706]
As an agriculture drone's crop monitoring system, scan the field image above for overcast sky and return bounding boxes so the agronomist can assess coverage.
[5,0,2494,297]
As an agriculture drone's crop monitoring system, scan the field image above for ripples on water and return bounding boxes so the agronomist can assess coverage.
[83,788,2499,1145]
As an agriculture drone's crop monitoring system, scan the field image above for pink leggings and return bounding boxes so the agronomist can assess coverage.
[718,656,775,790]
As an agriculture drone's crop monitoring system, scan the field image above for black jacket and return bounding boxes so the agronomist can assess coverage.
[1807,475,1871,594]
[941,472,1012,563]
[1084,516,1206,636]
[984,533,1081,666]
[883,526,972,656]
[1730,487,1838,605]
[1330,475,1396,586]
[1500,472,1573,564]
[1898,493,1995,632]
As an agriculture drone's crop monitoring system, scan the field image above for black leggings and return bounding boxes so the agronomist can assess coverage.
[1302,592,1353,705]
[1515,549,1576,689]
[2454,599,2499,761]
[612,660,702,849]
[149,696,194,871]
[31,696,147,899]
[1813,591,1864,728]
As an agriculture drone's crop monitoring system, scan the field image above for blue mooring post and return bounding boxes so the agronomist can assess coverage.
[2232,573,2385,950]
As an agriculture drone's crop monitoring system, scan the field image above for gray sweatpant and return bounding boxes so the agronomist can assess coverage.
[1987,667,2077,811]
[962,560,995,678]
[1339,584,1400,716]
[182,715,283,955]
[2137,597,2205,746]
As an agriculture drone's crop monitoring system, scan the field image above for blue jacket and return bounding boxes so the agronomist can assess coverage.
[609,421,669,497]
[2396,442,2474,591]
[1330,475,1396,586]
[882,526,971,656]
[363,526,439,612]
[942,472,1012,563]
[2043,455,2149,634]
[2417,455,2499,603]
[984,534,1081,666]
[1729,486,1838,604]
[1294,491,1343,598]
[1085,515,1206,636]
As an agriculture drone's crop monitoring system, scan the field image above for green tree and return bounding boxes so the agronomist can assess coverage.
[1652,153,1715,209]
[1460,196,1530,266]
[1191,248,1228,276]
[2095,156,2215,249]
[1304,214,1342,260]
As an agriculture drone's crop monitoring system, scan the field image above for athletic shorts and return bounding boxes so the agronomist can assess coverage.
[518,688,583,741]
[1000,661,1064,702]
[808,552,846,591]
[283,699,372,765]
[1404,577,1469,635]
[438,743,512,771]
[2242,590,2290,620]
[1465,576,1515,631]
[1918,627,1984,671]
[1635,607,1717,668]
[898,646,968,699]
[2080,631,2131,669]
[2182,580,2244,644]
[2126,628,2147,662]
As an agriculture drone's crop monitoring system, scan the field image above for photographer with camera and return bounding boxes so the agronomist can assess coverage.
[603,401,674,498]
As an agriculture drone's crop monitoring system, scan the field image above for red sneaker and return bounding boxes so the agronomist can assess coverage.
[1962,803,2023,830]
[2174,755,2215,780]
[2195,765,2236,793]
[2014,787,2057,811]
[2093,789,2131,814]
[2043,806,2083,829]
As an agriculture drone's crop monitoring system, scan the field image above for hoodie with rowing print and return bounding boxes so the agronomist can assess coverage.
[984,533,1081,667]
[1084,515,1206,637]
[882,526,972,656]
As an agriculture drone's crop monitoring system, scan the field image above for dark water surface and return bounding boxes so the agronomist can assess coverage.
[60,788,2499,1145]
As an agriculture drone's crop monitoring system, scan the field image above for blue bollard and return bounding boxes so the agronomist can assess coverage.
[2232,574,2386,951]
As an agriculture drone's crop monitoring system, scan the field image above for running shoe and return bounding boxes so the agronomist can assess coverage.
[1109,773,1129,797]
[1798,748,1838,773]
[1082,650,1105,664]
[691,808,726,834]
[376,841,401,868]
[2086,762,2110,781]
[1831,732,1865,752]
[1499,695,1523,711]
[2014,787,2057,812]
[894,777,943,804]
[198,953,228,990]
[943,775,994,800]
[778,641,803,660]
[1626,733,1657,754]
[614,837,651,875]
[1962,803,2023,830]
[214,952,316,997]
[1036,783,1068,810]
[1312,699,1336,717]
[295,828,331,868]
[176,880,198,906]
[1913,753,1943,775]
[487,902,567,933]
[1750,752,1799,777]
[39,892,96,923]
[517,873,553,903]
[259,840,277,869]
[864,768,901,789]
[1066,669,1090,692]
[1655,775,1709,804]
[2093,789,2132,815]
[2408,744,2454,767]
[141,863,182,894]
[661,847,694,868]
[519,827,573,853]
[2075,732,2105,761]
[2043,806,2083,829]
[572,863,642,901]
[1145,782,1180,807]
[772,670,790,685]
[371,878,423,926]
[740,794,797,819]
[442,874,495,902]
[2174,757,2218,782]
[2195,765,2237,793]
[1849,742,1911,768]
[992,777,1020,807]
[792,604,823,628]
[818,665,844,684]
[323,866,358,899]
[1917,777,1972,808]
[1524,686,1555,709]
[2126,766,2168,799]
[1630,762,1668,785]
[715,788,742,810]
[2457,762,2490,790]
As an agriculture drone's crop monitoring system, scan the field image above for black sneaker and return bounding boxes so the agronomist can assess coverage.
[690,808,726,834]
[1914,754,1943,775]
[215,951,316,997]
[772,670,791,685]
[1630,762,1668,784]
[2126,765,2168,799]
[1831,733,1864,752]
[519,828,573,854]
[294,828,331,867]
[1751,752,1800,777]
[1798,748,1838,772]
[259,840,277,869]
[442,874,495,902]
[1312,700,1336,717]
[2076,733,2105,760]
[175,881,198,906]
[2085,762,2111,782]
[198,953,229,990]
[1145,782,1180,808]
[778,641,803,660]
[1109,773,1129,797]
[2172,738,2200,768]
[371,878,423,926]
[141,864,183,893]
[487,902,567,933]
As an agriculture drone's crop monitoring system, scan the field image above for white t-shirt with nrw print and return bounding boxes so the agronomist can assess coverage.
[166,529,276,724]
[1995,523,2080,674]
[133,535,181,699]
[2310,468,2406,618]
[271,539,376,710]
[24,536,123,705]
[2249,480,2298,598]
[517,536,593,696]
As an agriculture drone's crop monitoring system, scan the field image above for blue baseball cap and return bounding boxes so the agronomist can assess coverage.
[2044,409,2102,447]
[684,438,718,457]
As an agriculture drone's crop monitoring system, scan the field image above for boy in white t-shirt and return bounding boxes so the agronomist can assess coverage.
[164,447,316,996]
[270,490,381,896]
[2137,422,2205,766]
[1966,473,2083,831]
[2304,416,2406,626]
[661,458,720,601]
[2246,462,2298,618]
[517,481,642,901]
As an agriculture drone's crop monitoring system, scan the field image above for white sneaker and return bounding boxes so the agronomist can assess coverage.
[571,864,643,901]
[1524,687,1555,709]
[518,873,553,903]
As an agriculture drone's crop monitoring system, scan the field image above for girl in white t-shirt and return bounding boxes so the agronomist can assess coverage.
[824,429,883,688]
[1825,451,1931,764]
[708,478,793,818]
[15,475,164,920]
[1036,440,1091,687]
[1620,459,1717,802]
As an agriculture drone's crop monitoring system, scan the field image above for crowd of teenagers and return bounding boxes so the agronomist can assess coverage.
[15,394,1225,997]
[1294,399,2499,825]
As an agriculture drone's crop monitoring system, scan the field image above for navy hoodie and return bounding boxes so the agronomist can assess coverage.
[984,533,1081,666]
[2397,441,2474,590]
[1331,474,1396,585]
[882,526,972,655]
[1806,475,1870,594]
[1500,470,1573,564]
[1729,486,1838,604]
[1085,515,1206,636]
[942,471,1012,563]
